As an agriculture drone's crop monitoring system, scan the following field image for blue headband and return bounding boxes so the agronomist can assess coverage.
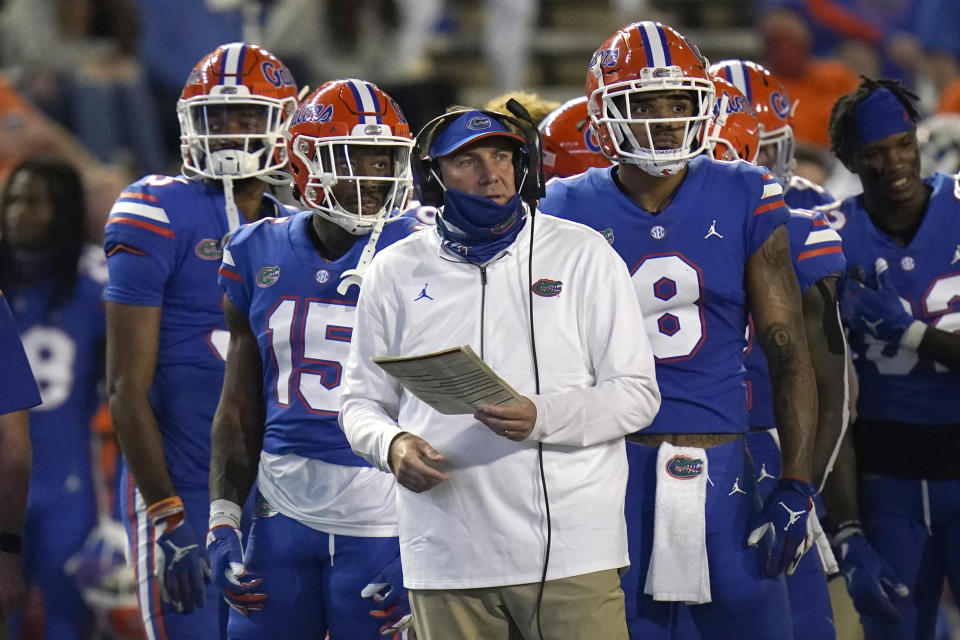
[854,88,913,147]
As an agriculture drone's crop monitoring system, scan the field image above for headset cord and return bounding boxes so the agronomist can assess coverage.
[528,209,551,640]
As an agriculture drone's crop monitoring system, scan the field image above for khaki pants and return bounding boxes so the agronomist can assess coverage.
[409,568,629,640]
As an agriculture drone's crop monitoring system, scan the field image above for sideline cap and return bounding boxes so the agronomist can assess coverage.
[430,110,525,157]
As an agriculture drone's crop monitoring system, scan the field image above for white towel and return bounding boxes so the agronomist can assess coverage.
[643,442,711,604]
[808,503,839,575]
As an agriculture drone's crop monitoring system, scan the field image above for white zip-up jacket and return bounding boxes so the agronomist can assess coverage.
[340,210,660,589]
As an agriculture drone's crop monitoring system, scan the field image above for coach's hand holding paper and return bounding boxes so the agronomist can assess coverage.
[372,345,523,415]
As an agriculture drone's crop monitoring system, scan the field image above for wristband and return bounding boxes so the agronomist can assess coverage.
[147,496,184,525]
[900,320,927,351]
[0,532,22,554]
[209,499,242,530]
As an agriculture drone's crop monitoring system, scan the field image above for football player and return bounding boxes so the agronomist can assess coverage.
[0,292,40,624]
[103,43,299,639]
[1,159,108,639]
[710,59,837,212]
[705,77,760,164]
[207,79,420,639]
[708,83,849,640]
[539,21,818,639]
[825,77,960,639]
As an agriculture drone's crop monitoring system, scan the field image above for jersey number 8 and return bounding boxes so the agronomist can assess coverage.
[632,254,705,360]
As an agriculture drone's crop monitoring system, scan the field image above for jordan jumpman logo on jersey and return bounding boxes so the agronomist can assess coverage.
[414,284,434,301]
[704,219,723,239]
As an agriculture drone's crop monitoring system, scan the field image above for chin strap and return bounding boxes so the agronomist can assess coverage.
[222,175,241,232]
[337,216,386,295]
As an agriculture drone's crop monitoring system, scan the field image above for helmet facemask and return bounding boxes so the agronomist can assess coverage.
[178,86,297,183]
[758,124,797,181]
[292,128,414,236]
[591,67,715,176]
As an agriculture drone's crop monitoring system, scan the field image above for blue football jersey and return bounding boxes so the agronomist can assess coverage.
[830,171,960,424]
[540,155,790,434]
[103,174,297,489]
[6,246,107,487]
[0,292,41,414]
[218,211,425,465]
[783,175,836,212]
[745,210,845,428]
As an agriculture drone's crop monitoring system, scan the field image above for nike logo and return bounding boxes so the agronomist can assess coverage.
[704,220,724,239]
[728,478,746,496]
[757,464,775,482]
[414,284,434,301]
[864,318,883,335]
[952,244,960,265]
[779,501,805,531]
[162,539,199,565]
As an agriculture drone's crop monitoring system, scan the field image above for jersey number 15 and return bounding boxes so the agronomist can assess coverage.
[267,298,354,414]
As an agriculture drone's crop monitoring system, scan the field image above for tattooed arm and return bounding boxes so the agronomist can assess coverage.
[746,226,817,481]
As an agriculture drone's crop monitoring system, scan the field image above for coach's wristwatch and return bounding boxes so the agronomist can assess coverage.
[0,532,22,554]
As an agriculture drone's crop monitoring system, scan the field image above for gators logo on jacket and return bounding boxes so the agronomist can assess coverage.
[531,278,562,297]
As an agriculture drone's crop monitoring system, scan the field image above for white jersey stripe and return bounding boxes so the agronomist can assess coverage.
[109,201,170,223]
[222,247,236,267]
[642,23,668,68]
[762,182,784,199]
[805,228,842,245]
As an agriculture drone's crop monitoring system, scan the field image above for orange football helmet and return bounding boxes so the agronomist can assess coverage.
[539,97,611,180]
[178,43,298,182]
[286,79,414,235]
[706,77,760,164]
[586,21,715,176]
[709,59,796,178]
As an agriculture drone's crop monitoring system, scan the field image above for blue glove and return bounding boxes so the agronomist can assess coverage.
[205,525,266,616]
[841,258,923,347]
[747,477,816,577]
[149,497,210,613]
[361,553,413,636]
[834,529,909,622]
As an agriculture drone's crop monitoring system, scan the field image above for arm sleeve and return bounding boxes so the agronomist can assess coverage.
[339,260,406,472]
[527,232,661,447]
[0,295,41,414]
